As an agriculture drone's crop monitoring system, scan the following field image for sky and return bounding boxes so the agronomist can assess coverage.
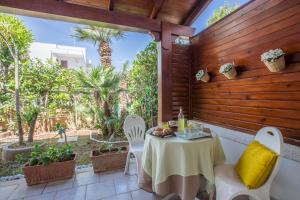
[15,0,249,71]
[192,0,250,33]
[17,16,153,70]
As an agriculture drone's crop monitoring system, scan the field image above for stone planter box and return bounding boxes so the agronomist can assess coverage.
[22,154,76,186]
[91,147,128,173]
[1,142,46,162]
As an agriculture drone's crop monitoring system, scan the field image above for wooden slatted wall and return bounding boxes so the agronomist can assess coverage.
[190,0,300,145]
[171,44,191,119]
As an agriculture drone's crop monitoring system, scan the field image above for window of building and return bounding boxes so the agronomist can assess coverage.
[61,60,68,68]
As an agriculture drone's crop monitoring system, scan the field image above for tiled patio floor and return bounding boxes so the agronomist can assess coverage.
[0,160,161,200]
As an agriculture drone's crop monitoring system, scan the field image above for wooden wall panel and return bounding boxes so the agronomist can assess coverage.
[190,0,300,145]
[171,44,191,119]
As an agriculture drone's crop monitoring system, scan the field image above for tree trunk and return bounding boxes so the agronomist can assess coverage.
[64,132,68,143]
[102,101,111,138]
[16,89,24,144]
[15,58,24,145]
[2,63,9,83]
[93,91,102,108]
[42,92,49,132]
[27,111,38,143]
[74,96,78,129]
[98,41,111,68]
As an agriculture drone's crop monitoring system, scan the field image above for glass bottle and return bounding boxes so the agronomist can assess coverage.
[178,107,185,132]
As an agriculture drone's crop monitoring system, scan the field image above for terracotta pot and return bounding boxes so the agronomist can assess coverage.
[22,154,76,186]
[263,56,285,72]
[223,67,237,79]
[200,72,210,82]
[91,148,128,173]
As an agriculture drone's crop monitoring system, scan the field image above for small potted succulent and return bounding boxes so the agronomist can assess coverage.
[17,144,76,185]
[196,69,210,82]
[91,143,128,173]
[261,48,285,72]
[53,123,67,143]
[219,62,237,79]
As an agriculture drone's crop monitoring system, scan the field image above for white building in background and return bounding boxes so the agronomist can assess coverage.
[29,42,87,69]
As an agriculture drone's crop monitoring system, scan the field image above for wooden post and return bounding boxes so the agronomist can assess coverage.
[157,23,194,124]
[157,22,173,123]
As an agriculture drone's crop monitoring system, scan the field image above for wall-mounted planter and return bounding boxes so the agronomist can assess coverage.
[219,63,237,79]
[261,49,285,72]
[196,69,210,82]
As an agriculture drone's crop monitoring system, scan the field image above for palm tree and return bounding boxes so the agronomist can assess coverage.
[76,66,122,138]
[72,26,124,67]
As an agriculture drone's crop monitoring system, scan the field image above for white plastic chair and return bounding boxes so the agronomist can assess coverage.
[214,127,283,200]
[123,115,146,175]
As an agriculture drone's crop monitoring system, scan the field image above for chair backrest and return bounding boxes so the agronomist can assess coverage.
[123,115,146,145]
[255,127,283,154]
[254,127,283,189]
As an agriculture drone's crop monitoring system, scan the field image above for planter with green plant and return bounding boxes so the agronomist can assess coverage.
[261,48,285,72]
[53,123,67,143]
[17,144,76,185]
[196,69,210,82]
[91,143,128,173]
[219,62,237,79]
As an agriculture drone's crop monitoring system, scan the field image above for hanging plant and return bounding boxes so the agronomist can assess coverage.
[196,69,210,82]
[219,62,237,79]
[261,48,285,72]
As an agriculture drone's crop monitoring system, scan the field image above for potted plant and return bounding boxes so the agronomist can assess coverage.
[17,144,76,185]
[219,62,237,79]
[196,69,210,82]
[91,143,128,173]
[53,123,67,143]
[261,48,285,72]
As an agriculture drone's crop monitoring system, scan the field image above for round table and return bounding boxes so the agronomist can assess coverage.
[138,132,225,200]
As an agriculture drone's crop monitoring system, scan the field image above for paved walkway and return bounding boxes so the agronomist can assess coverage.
[0,168,161,200]
[0,158,162,200]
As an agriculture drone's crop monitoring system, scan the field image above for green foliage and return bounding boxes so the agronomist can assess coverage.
[22,105,40,126]
[1,58,79,138]
[207,1,239,26]
[126,42,158,128]
[0,14,33,143]
[19,59,78,112]
[99,143,126,153]
[72,26,124,45]
[0,14,33,75]
[16,144,73,166]
[53,123,66,134]
[73,25,125,67]
[76,65,123,138]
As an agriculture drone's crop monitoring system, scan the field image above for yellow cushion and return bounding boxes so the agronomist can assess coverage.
[235,141,278,189]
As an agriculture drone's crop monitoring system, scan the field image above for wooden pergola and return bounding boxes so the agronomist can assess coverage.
[0,0,210,123]
[1,2,300,199]
[1,0,299,146]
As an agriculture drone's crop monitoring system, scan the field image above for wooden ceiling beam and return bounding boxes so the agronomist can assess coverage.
[108,0,114,11]
[149,0,165,19]
[0,0,160,32]
[182,0,212,26]
[170,23,195,37]
[0,0,194,37]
